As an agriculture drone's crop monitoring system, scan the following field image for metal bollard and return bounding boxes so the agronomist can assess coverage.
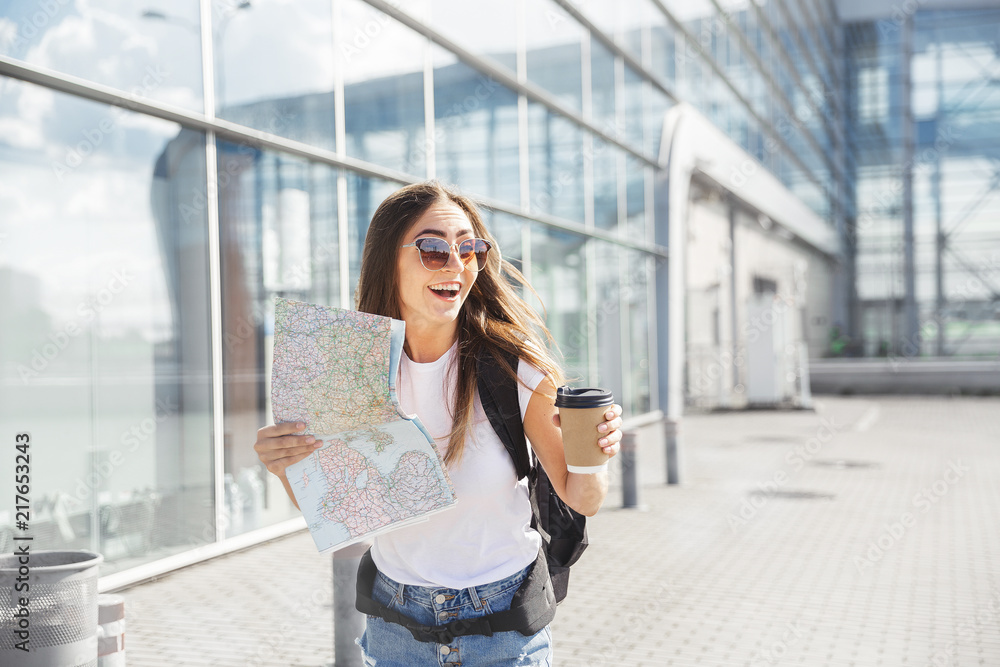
[333,543,369,667]
[621,430,639,508]
[97,594,126,667]
[664,418,680,485]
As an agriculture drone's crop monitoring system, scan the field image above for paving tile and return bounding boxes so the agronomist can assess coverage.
[116,397,1000,666]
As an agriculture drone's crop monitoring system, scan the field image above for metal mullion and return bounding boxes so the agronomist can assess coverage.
[775,0,835,94]
[772,0,847,161]
[758,0,844,139]
[515,0,529,216]
[616,242,632,412]
[481,194,667,258]
[800,0,844,91]
[549,0,679,105]
[423,29,436,179]
[518,93,530,214]
[647,0,827,196]
[801,0,852,156]
[521,225,533,301]
[356,0,658,168]
[198,0,227,544]
[645,253,659,411]
[331,0,350,309]
[0,55,423,183]
[615,54,628,238]
[813,0,840,49]
[0,48,669,261]
[747,0,851,187]
[763,0,850,170]
[585,239,599,387]
[581,31,595,231]
[706,0,846,186]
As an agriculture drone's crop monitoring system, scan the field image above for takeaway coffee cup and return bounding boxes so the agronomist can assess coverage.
[555,386,615,473]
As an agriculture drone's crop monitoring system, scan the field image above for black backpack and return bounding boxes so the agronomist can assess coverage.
[476,346,589,603]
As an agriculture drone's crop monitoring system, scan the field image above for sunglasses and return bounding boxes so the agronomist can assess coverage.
[400,237,493,272]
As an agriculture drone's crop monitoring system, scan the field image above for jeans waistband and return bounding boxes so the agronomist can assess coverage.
[376,564,531,612]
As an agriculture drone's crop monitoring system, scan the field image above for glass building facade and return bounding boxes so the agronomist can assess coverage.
[845,6,1000,356]
[0,0,996,580]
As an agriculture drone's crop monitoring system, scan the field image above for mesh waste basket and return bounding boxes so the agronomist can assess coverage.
[1,549,103,667]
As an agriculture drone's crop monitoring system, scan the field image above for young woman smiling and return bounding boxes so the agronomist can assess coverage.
[254,181,622,665]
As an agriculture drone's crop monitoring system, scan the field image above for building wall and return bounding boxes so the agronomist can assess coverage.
[0,0,846,580]
[685,192,835,409]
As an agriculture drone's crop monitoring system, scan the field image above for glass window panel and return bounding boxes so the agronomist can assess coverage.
[215,0,336,150]
[0,78,213,573]
[645,86,670,159]
[593,240,624,406]
[427,0,517,72]
[527,104,585,223]
[625,156,646,240]
[340,0,427,175]
[217,143,342,538]
[347,175,401,297]
[0,1,204,112]
[530,226,588,382]
[483,210,526,282]
[618,0,655,58]
[431,53,520,205]
[590,40,616,128]
[524,0,584,112]
[624,250,652,414]
[593,138,620,231]
[661,0,716,22]
[623,65,645,150]
[648,16,675,86]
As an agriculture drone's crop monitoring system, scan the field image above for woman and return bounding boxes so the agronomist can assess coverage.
[254,181,622,665]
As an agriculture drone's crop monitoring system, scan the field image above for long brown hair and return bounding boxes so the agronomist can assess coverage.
[356,181,564,466]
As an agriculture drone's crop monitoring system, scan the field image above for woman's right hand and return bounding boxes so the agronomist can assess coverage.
[254,422,322,479]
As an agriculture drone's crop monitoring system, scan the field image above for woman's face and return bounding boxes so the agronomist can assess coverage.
[396,200,479,330]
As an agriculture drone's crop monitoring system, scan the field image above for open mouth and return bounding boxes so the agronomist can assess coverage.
[429,283,461,300]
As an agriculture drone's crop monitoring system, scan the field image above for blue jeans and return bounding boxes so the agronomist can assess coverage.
[357,564,553,666]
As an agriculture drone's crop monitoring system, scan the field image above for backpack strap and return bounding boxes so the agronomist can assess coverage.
[476,347,531,480]
[475,345,588,605]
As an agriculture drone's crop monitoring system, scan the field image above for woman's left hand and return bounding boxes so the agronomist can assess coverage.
[597,404,624,456]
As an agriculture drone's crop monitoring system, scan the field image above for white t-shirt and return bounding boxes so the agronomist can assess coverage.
[371,340,546,588]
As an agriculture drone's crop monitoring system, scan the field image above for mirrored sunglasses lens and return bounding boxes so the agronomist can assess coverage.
[473,240,490,271]
[456,239,476,267]
[456,239,490,271]
[417,239,449,269]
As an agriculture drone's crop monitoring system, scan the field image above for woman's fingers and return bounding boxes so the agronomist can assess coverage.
[254,422,322,475]
[597,404,623,433]
[270,447,318,469]
[259,438,321,460]
[597,404,624,455]
[598,427,622,450]
[258,421,304,438]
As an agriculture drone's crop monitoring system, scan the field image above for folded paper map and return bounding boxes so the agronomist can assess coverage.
[272,297,457,554]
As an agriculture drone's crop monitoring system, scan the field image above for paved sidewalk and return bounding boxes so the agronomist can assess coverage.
[121,396,1000,666]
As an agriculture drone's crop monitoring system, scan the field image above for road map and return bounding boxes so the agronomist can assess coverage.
[272,297,457,554]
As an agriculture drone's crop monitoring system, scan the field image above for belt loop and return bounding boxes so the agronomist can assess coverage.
[395,580,405,606]
[468,583,484,611]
